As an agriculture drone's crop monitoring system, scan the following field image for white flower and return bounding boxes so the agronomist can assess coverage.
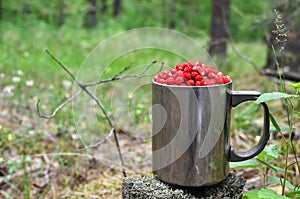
[0,73,5,78]
[3,85,15,93]
[25,80,34,87]
[12,76,21,83]
[62,80,72,89]
[17,70,23,76]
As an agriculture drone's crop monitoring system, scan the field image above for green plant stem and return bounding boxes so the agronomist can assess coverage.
[282,146,289,195]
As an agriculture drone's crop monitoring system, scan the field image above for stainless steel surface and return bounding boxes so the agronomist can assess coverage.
[152,81,270,186]
[152,82,231,186]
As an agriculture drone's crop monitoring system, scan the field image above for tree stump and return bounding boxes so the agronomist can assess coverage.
[122,173,246,199]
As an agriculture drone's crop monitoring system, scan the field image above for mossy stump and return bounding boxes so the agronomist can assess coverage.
[122,173,246,199]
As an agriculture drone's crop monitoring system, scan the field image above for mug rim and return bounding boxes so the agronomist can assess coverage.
[152,79,232,88]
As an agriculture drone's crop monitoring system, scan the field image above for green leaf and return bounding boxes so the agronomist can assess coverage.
[255,92,298,104]
[270,126,290,132]
[294,111,300,117]
[258,189,290,199]
[286,191,300,198]
[244,190,259,199]
[256,158,282,173]
[230,159,258,168]
[269,113,281,132]
[0,190,13,199]
[269,176,295,190]
[263,144,279,159]
[290,82,300,92]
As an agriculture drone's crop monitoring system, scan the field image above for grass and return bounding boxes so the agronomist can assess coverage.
[2,18,297,198]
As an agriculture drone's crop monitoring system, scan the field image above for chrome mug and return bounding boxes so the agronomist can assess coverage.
[152,80,270,186]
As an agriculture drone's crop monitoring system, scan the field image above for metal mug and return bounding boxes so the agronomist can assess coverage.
[152,80,270,186]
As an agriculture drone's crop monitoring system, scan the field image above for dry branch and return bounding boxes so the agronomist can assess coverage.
[37,49,163,178]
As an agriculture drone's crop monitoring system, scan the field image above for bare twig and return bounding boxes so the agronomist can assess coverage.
[37,90,82,119]
[38,49,162,178]
[228,39,262,73]
[76,127,114,152]
[85,60,158,87]
[0,164,42,184]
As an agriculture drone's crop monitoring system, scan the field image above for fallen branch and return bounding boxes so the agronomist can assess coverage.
[37,49,163,178]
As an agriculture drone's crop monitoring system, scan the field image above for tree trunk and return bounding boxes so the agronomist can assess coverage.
[169,0,176,29]
[0,0,2,20]
[57,1,65,26]
[101,0,107,14]
[84,0,97,28]
[113,0,122,17]
[208,0,230,59]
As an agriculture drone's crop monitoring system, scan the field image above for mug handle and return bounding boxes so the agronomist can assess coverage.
[228,91,270,162]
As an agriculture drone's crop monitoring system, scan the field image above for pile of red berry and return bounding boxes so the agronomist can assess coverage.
[154,61,231,86]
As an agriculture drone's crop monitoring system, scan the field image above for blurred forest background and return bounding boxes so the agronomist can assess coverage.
[1,0,299,198]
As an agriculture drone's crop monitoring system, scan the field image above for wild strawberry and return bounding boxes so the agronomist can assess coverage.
[187,61,194,67]
[207,73,216,79]
[200,79,208,86]
[167,77,175,85]
[176,64,183,71]
[195,75,203,81]
[183,72,192,80]
[175,76,184,85]
[187,79,195,86]
[184,67,192,73]
[162,74,168,79]
[191,71,198,78]
[154,61,231,86]
[170,68,177,74]
[207,79,216,85]
[195,81,201,86]
[196,61,203,66]
[216,76,224,84]
[223,76,231,84]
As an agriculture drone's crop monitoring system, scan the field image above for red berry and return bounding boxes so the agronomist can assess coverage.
[167,77,175,85]
[196,61,203,66]
[162,74,168,79]
[200,79,207,86]
[207,79,216,85]
[175,76,184,85]
[184,67,192,73]
[216,76,224,84]
[191,71,198,78]
[176,64,183,71]
[207,73,216,79]
[187,62,194,67]
[187,79,195,86]
[223,76,231,84]
[195,75,203,81]
[170,68,177,74]
[176,70,184,77]
[197,67,205,75]
[157,78,164,84]
[183,72,192,80]
[154,61,231,87]
[195,81,201,86]
[183,63,189,68]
